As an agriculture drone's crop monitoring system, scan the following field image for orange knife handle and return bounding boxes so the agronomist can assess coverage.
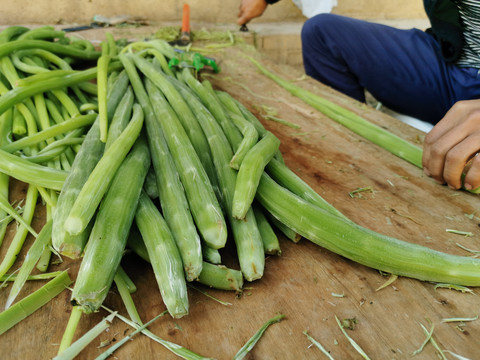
[182,3,190,33]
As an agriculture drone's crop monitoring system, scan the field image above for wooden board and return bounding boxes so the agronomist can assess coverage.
[1,40,480,360]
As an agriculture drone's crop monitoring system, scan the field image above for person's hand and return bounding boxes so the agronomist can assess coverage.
[237,0,268,25]
[422,99,480,191]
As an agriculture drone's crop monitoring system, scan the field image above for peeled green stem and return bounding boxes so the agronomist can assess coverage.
[135,191,189,319]
[173,76,264,281]
[119,54,203,281]
[252,203,281,256]
[64,104,144,236]
[105,87,134,150]
[133,55,221,204]
[140,67,226,250]
[71,135,150,313]
[256,173,480,286]
[228,112,258,170]
[51,120,104,258]
[0,185,38,284]
[182,70,243,151]
[232,131,280,220]
[197,262,244,292]
[266,158,349,221]
[249,56,423,168]
[202,245,222,265]
[53,71,130,257]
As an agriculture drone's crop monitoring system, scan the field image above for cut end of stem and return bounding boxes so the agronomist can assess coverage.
[58,243,84,260]
[64,217,84,236]
[202,224,228,250]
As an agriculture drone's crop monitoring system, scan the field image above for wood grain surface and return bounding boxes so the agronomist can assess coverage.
[1,40,479,360]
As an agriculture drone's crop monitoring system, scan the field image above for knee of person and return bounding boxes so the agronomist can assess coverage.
[301,13,336,43]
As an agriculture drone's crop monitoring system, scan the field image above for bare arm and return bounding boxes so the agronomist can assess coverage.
[422,99,480,190]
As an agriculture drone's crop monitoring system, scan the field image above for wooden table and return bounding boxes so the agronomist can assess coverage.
[1,35,479,360]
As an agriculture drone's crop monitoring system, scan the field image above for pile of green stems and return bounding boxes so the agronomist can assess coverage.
[1,29,480,359]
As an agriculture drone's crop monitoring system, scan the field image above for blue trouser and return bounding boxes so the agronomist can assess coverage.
[301,14,480,124]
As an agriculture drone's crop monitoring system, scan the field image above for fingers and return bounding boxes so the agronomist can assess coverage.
[442,134,480,188]
[464,153,480,191]
[422,102,467,180]
[237,0,268,25]
[422,99,480,189]
[237,12,249,26]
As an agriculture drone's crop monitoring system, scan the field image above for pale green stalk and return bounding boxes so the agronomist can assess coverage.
[97,39,111,142]
[0,190,35,236]
[202,245,222,265]
[1,113,96,153]
[249,56,423,168]
[54,312,115,360]
[266,158,349,221]
[265,210,301,243]
[57,306,83,355]
[303,331,335,360]
[1,271,63,282]
[0,148,67,190]
[0,270,72,335]
[52,70,129,257]
[104,86,134,150]
[64,104,144,236]
[139,67,226,250]
[232,131,280,220]
[113,270,143,324]
[5,219,52,309]
[252,203,281,255]
[181,69,243,151]
[120,54,203,280]
[0,107,12,246]
[115,266,137,294]
[197,262,244,292]
[172,75,264,281]
[133,55,222,210]
[256,173,480,285]
[71,135,150,313]
[228,112,258,170]
[127,224,243,292]
[233,314,285,360]
[51,120,104,258]
[135,191,189,318]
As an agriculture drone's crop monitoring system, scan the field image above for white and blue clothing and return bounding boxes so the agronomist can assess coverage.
[300,0,480,124]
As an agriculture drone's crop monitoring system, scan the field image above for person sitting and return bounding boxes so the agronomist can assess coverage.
[237,0,480,192]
